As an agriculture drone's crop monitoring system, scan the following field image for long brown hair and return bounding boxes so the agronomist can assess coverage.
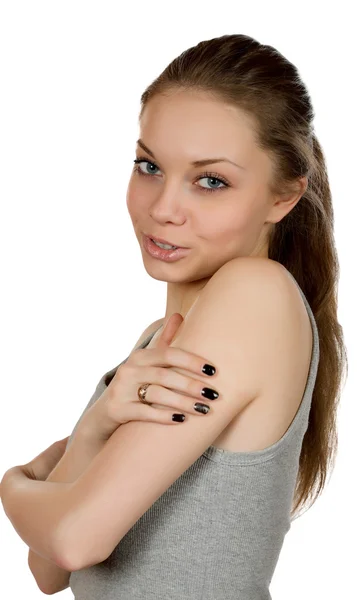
[138,34,348,520]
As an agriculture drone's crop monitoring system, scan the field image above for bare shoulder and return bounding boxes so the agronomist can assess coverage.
[175,256,313,453]
[207,256,309,317]
[212,256,312,340]
[197,256,287,307]
[208,256,288,289]
[186,255,313,397]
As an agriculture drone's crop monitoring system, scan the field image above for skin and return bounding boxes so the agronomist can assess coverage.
[126,89,307,323]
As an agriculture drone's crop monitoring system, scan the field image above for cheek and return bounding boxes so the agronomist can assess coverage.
[209,203,260,251]
[214,212,250,241]
[126,186,134,214]
[126,177,146,217]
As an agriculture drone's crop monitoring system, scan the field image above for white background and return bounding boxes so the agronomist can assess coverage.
[0,1,355,597]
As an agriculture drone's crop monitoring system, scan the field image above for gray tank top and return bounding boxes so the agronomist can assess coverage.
[67,269,320,599]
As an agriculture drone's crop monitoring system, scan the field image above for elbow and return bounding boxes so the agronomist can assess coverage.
[37,586,58,596]
[36,579,70,596]
[50,521,78,572]
[52,519,104,572]
[52,533,83,573]
[58,552,99,573]
[58,549,104,573]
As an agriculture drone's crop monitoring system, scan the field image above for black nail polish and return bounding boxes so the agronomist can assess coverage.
[202,363,216,376]
[201,387,219,400]
[172,413,185,422]
[194,402,210,414]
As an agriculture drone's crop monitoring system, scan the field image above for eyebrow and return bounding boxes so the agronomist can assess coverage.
[136,139,246,170]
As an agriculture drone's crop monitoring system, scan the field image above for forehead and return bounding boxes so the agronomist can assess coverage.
[139,91,265,170]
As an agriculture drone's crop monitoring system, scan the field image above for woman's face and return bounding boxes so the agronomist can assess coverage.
[126,90,282,282]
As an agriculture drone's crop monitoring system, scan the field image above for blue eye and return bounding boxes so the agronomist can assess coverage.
[133,157,230,194]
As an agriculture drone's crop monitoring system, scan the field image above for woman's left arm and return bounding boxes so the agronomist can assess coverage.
[1,466,71,567]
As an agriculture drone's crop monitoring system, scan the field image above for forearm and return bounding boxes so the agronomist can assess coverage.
[1,433,105,572]
[45,430,106,484]
[1,467,70,565]
[28,549,71,595]
[27,432,106,592]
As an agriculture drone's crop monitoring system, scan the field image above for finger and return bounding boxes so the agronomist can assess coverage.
[55,436,70,451]
[119,403,186,426]
[56,436,70,445]
[144,382,212,416]
[139,365,218,403]
[157,313,183,348]
[131,345,214,377]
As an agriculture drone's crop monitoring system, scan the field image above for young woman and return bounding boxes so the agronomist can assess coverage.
[1,33,347,599]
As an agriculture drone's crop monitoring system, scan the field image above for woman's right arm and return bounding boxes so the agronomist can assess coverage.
[28,550,71,595]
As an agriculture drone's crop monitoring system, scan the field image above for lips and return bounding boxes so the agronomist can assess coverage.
[145,233,187,249]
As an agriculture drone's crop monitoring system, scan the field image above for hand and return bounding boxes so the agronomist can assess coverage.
[77,312,219,442]
[21,436,70,481]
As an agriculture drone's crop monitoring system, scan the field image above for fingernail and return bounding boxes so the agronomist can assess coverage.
[172,413,185,422]
[201,387,219,400]
[201,363,216,376]
[194,402,210,414]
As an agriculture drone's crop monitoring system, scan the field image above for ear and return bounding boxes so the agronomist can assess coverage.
[267,176,308,224]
